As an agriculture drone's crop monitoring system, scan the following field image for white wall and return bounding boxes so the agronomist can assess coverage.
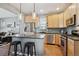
[0,17,25,33]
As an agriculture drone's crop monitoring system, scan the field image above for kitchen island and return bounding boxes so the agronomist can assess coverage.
[9,33,45,56]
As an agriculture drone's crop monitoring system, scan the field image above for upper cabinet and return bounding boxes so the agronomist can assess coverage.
[76,4,79,26]
[47,13,65,28]
[58,13,64,28]
[64,7,70,21]
[70,4,76,17]
[47,4,77,28]
[63,4,76,27]
[47,14,59,28]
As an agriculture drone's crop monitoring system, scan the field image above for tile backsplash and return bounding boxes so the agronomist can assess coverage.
[66,26,75,35]
[47,28,62,33]
[67,26,79,35]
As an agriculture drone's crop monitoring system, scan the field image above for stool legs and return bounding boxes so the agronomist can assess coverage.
[23,43,36,56]
[27,46,30,56]
[20,43,22,53]
[34,45,36,56]
[11,41,22,56]
[23,46,29,56]
[8,44,11,55]
[29,46,33,56]
[14,45,17,56]
[29,45,36,56]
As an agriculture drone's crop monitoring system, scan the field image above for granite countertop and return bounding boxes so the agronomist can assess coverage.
[61,34,79,41]
[0,33,45,39]
[39,32,60,34]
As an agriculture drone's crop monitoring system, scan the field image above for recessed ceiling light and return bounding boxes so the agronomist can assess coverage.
[40,9,44,12]
[56,8,60,10]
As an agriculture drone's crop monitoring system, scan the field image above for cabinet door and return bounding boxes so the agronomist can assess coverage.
[63,11,67,27]
[47,15,54,28]
[52,15,59,28]
[67,38,74,56]
[64,7,70,21]
[47,14,59,28]
[64,7,70,27]
[58,13,64,28]
[76,4,79,26]
[53,34,56,44]
[70,4,76,17]
[74,41,79,56]
[55,34,61,45]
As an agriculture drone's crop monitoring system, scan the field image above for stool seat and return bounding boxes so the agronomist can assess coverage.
[12,41,21,45]
[25,42,35,46]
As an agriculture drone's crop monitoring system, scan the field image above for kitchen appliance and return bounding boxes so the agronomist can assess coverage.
[66,14,76,26]
[47,34,53,44]
[61,36,67,56]
[72,30,79,36]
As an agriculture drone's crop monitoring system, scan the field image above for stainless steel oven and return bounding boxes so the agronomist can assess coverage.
[61,36,67,56]
[61,38,64,47]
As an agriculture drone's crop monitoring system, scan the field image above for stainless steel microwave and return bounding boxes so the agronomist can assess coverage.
[66,15,76,26]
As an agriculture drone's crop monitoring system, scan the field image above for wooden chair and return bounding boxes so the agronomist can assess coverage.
[0,43,10,56]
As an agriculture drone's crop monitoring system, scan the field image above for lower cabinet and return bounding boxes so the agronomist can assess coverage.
[67,38,74,56]
[55,34,61,45]
[67,38,79,56]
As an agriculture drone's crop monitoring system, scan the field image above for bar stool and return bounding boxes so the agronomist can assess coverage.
[11,41,22,56]
[23,42,36,56]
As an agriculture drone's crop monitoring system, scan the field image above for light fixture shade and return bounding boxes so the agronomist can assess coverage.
[19,13,22,20]
[32,12,36,20]
[19,13,24,20]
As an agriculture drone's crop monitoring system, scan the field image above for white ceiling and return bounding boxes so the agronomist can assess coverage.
[0,8,17,18]
[9,3,71,16]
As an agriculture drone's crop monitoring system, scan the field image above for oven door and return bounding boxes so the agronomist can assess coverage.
[61,37,66,47]
[61,39,64,47]
[61,36,67,56]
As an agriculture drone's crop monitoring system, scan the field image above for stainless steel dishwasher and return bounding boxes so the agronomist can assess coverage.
[47,34,53,44]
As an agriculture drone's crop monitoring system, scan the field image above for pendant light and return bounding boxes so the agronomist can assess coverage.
[19,3,22,20]
[32,3,36,20]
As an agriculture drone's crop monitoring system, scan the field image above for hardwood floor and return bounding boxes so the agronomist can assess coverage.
[44,44,64,56]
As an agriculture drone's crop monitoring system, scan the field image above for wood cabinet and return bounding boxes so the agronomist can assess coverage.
[63,7,70,27]
[47,14,59,28]
[58,13,64,28]
[47,13,65,28]
[63,4,76,27]
[64,7,70,21]
[55,34,61,45]
[70,4,76,17]
[67,38,74,56]
[47,4,77,28]
[76,4,79,26]
[67,38,79,56]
